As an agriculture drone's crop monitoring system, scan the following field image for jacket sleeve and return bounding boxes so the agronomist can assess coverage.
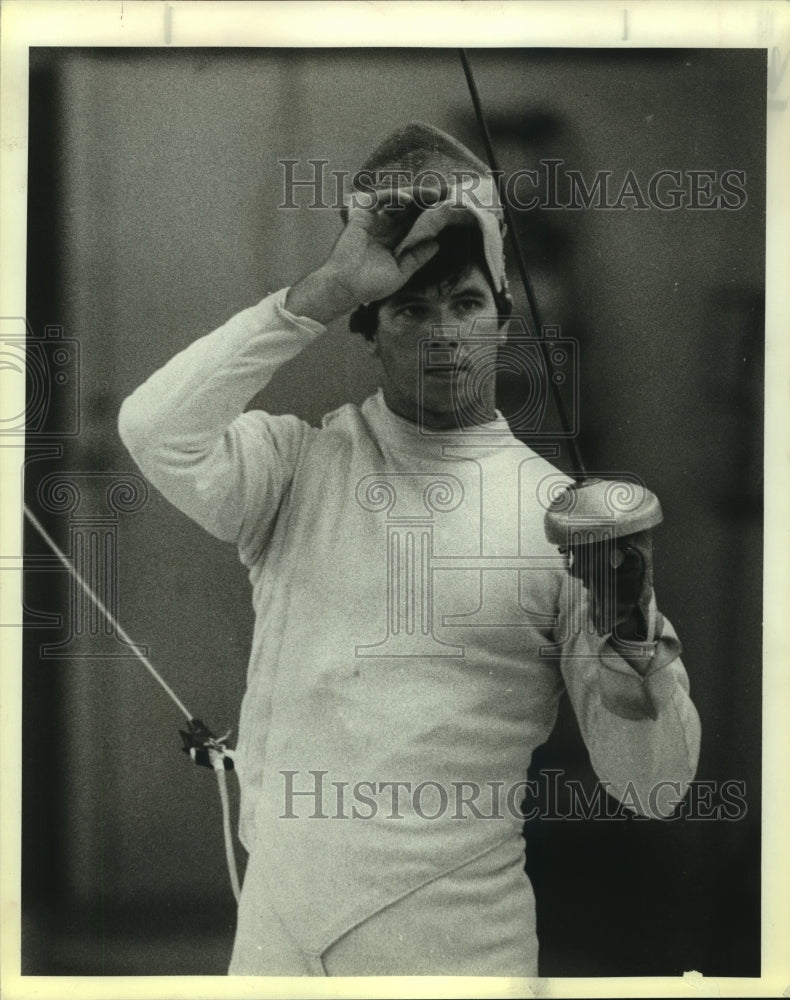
[554,570,701,818]
[118,287,324,564]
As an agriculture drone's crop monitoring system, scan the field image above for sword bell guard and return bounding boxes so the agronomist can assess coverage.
[544,477,663,548]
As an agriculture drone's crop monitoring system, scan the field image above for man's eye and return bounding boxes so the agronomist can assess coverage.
[456,298,484,312]
[398,304,428,319]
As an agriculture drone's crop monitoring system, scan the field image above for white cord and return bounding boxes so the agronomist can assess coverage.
[213,755,241,903]
[23,503,193,720]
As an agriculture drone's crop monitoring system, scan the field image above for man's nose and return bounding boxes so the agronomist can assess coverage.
[435,302,465,329]
[424,337,476,373]
[422,308,471,362]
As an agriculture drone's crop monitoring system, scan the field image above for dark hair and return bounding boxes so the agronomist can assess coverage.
[349,223,512,341]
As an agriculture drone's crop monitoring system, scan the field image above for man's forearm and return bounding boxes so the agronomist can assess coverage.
[117,287,322,544]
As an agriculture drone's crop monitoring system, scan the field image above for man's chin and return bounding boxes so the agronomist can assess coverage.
[418,382,458,420]
[418,392,495,430]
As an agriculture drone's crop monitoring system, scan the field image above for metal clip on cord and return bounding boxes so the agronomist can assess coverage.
[179,719,241,902]
[180,718,236,770]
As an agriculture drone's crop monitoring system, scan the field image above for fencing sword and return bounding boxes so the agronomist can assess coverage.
[459,50,664,642]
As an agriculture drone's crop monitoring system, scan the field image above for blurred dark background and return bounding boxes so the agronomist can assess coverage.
[23,48,763,976]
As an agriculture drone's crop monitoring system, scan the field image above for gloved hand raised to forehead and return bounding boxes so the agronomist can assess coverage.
[323,188,442,307]
[325,120,508,308]
[285,120,508,327]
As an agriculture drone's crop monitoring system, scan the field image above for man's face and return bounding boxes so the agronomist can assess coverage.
[371,264,503,430]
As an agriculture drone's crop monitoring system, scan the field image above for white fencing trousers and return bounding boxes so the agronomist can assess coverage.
[228,836,538,977]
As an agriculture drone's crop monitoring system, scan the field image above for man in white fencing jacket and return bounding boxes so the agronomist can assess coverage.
[118,122,700,977]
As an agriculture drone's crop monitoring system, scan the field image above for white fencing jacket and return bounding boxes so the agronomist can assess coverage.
[118,287,701,954]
